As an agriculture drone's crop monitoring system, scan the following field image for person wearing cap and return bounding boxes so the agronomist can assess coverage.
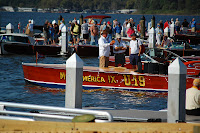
[186,78,200,116]
[99,30,114,68]
[25,19,34,37]
[105,21,113,43]
[113,34,127,67]
[129,33,142,71]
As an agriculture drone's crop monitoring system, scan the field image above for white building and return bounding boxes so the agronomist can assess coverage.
[118,9,137,14]
[1,6,15,12]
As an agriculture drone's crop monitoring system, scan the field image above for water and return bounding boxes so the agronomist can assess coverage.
[1,12,198,111]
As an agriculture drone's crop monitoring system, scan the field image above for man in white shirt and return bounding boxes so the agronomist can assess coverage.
[113,34,127,67]
[129,33,142,70]
[186,78,200,116]
[99,30,114,68]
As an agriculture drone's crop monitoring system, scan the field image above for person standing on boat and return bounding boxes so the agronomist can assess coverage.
[155,23,163,46]
[71,20,81,45]
[186,78,200,116]
[129,33,142,71]
[99,30,114,68]
[81,20,89,45]
[89,21,99,45]
[113,34,127,67]
[191,18,196,33]
[181,19,189,34]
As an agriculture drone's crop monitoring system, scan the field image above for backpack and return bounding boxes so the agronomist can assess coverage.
[137,40,145,54]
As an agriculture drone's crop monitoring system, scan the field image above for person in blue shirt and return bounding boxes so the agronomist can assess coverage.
[114,23,122,36]
[191,18,196,33]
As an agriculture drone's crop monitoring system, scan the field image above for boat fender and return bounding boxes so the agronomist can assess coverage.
[72,114,95,122]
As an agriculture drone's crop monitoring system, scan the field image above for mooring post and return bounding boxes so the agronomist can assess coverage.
[65,53,83,108]
[167,57,187,123]
[6,23,14,33]
[140,16,145,39]
[60,25,68,55]
[148,27,156,57]
[170,22,175,37]
[151,15,155,28]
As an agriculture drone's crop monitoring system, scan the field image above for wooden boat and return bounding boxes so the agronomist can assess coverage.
[83,15,111,26]
[0,33,62,55]
[22,53,200,92]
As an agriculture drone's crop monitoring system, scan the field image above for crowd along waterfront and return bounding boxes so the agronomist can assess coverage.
[0,12,199,111]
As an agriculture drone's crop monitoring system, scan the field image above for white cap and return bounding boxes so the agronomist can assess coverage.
[52,20,56,25]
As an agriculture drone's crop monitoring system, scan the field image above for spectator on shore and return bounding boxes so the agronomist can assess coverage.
[43,20,49,45]
[100,21,106,35]
[159,20,164,32]
[105,21,113,43]
[164,20,169,30]
[181,19,189,34]
[90,21,99,45]
[71,20,81,45]
[175,18,181,34]
[186,78,200,116]
[114,22,122,36]
[81,20,89,45]
[25,20,34,37]
[127,25,135,38]
[155,23,163,46]
[191,18,196,33]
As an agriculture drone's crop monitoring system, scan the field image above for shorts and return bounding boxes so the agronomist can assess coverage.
[129,54,140,65]
[83,34,89,39]
[73,34,80,39]
[175,26,180,32]
[99,56,109,68]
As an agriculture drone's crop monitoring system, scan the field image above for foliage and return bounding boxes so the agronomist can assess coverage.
[1,0,200,15]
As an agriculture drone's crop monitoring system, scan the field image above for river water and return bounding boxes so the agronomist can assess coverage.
[0,12,199,111]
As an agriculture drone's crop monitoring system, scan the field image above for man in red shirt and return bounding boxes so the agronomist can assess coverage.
[164,20,169,30]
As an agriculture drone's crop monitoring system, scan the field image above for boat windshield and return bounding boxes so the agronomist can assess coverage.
[1,35,29,43]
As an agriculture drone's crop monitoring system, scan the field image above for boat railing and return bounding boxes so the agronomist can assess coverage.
[0,101,113,122]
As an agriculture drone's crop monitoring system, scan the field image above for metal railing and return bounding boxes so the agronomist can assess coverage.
[0,102,113,122]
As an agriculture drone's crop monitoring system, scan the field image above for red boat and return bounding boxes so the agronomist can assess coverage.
[22,58,200,92]
[84,15,111,25]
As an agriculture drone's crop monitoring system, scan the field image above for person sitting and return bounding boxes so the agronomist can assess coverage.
[113,34,127,67]
[186,78,200,116]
